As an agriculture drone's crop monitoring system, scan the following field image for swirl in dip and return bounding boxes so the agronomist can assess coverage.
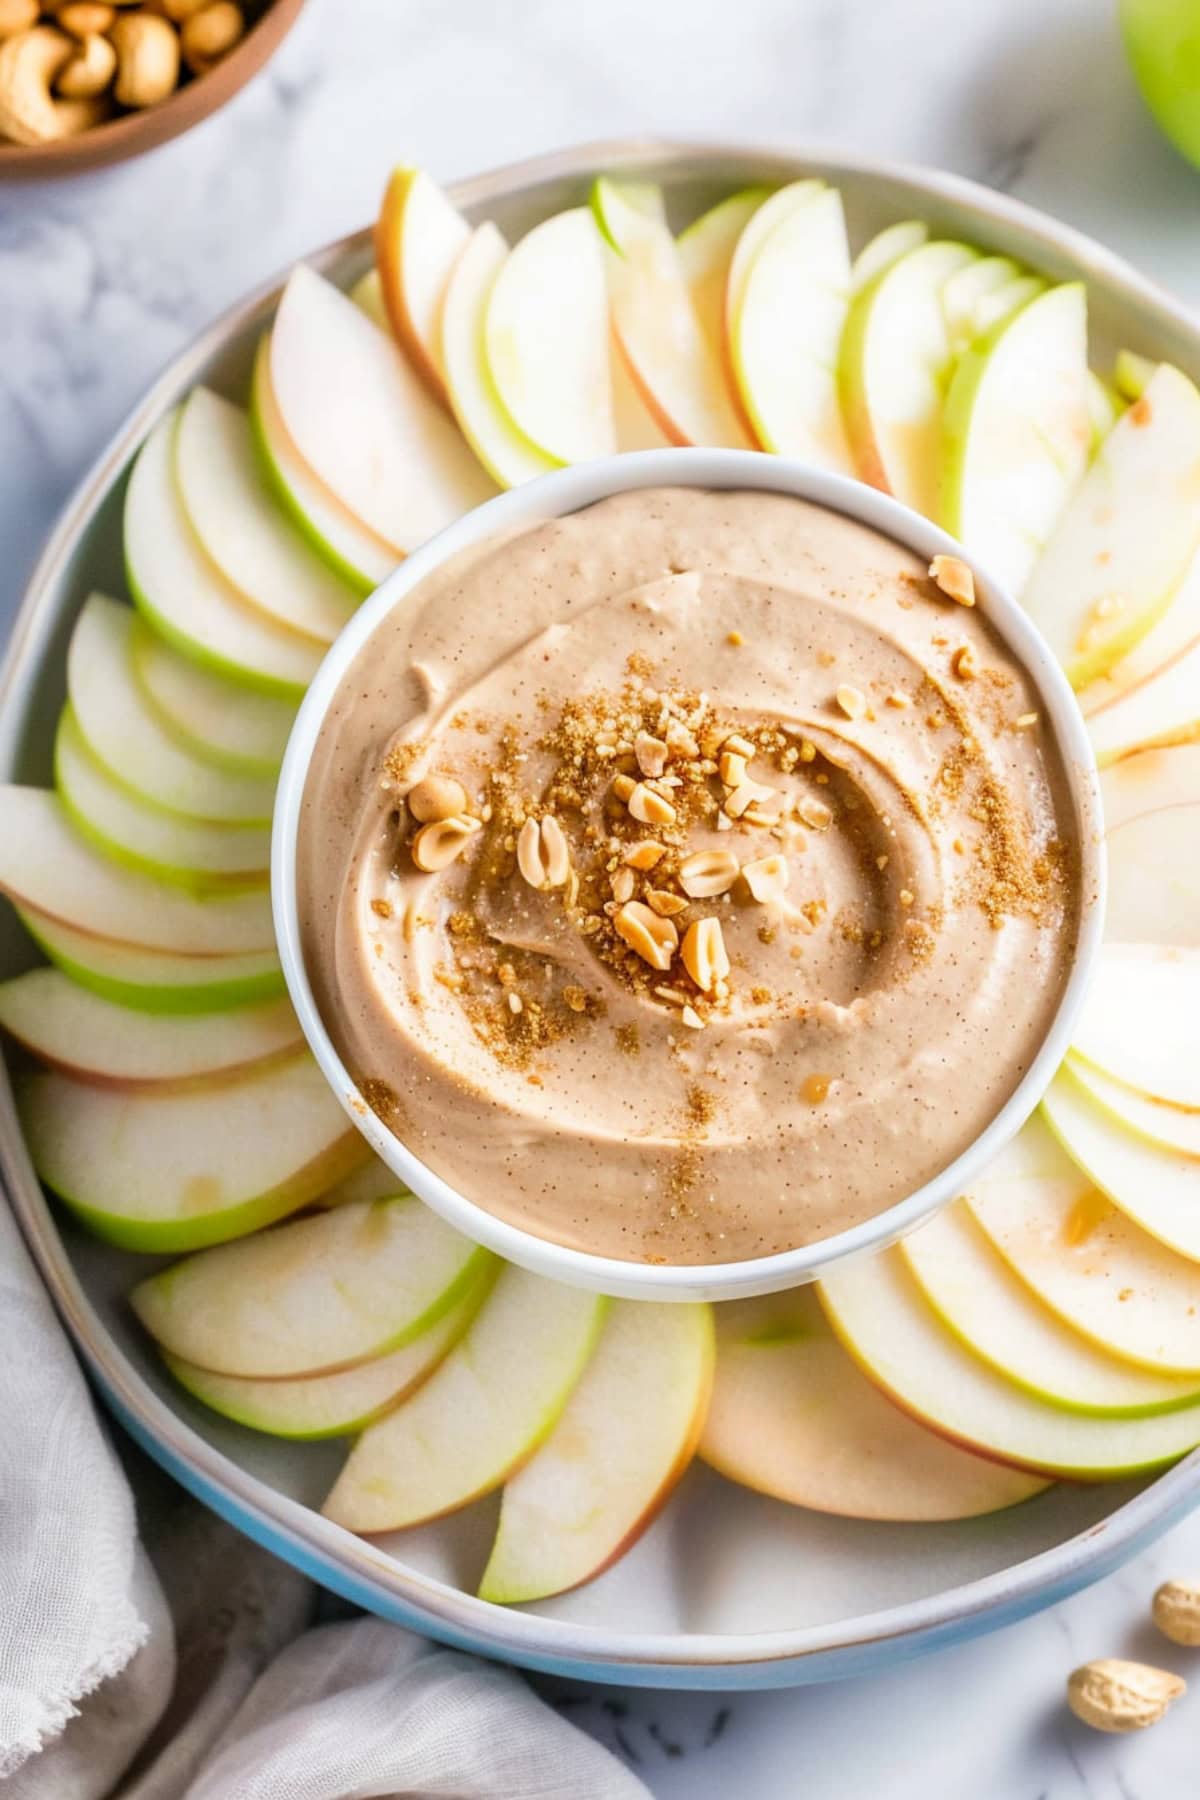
[298,487,1083,1266]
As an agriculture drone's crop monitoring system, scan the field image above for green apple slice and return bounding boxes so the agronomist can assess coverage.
[940,284,1091,597]
[849,220,928,294]
[819,1248,1200,1478]
[590,176,752,448]
[966,1115,1200,1374]
[18,906,283,1014]
[479,1300,714,1603]
[1115,348,1156,402]
[700,1285,1047,1518]
[70,596,277,825]
[127,413,322,697]
[132,1194,490,1376]
[21,1053,365,1253]
[485,208,616,464]
[1021,363,1200,687]
[902,1203,1200,1416]
[941,255,1021,355]
[728,186,854,469]
[348,269,388,330]
[375,166,469,405]
[1087,371,1124,451]
[838,238,977,515]
[1087,635,1200,764]
[441,223,558,489]
[270,265,495,555]
[723,178,824,329]
[250,336,397,597]
[1071,944,1200,1106]
[0,966,299,1087]
[322,1267,607,1532]
[129,617,296,777]
[676,186,774,357]
[1105,801,1200,944]
[164,1268,493,1439]
[175,388,357,647]
[0,789,274,954]
[970,274,1046,340]
[1082,550,1200,716]
[313,1154,408,1211]
[56,708,269,891]
[1068,1053,1200,1157]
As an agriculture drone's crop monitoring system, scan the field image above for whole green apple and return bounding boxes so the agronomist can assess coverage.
[1122,0,1200,168]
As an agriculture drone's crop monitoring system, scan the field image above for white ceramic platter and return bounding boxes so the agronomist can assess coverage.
[3,139,1199,1689]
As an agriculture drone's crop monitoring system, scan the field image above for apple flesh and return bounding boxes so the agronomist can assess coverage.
[1021,362,1200,687]
[0,966,299,1088]
[129,616,296,778]
[902,1201,1200,1417]
[165,1268,493,1440]
[0,789,274,955]
[18,907,283,1014]
[322,1266,607,1533]
[440,223,558,489]
[250,336,397,598]
[132,1194,490,1376]
[849,219,928,294]
[175,388,357,647]
[269,265,495,555]
[700,1284,1047,1519]
[940,283,1091,597]
[1071,943,1200,1106]
[20,1052,365,1253]
[348,269,389,331]
[484,207,616,464]
[1087,633,1200,764]
[676,185,773,361]
[479,1300,714,1603]
[70,596,277,825]
[941,255,1021,356]
[1105,800,1200,943]
[56,708,270,891]
[1066,1050,1200,1161]
[375,166,470,405]
[819,1247,1200,1478]
[966,1114,1200,1375]
[723,178,824,333]
[1082,547,1200,718]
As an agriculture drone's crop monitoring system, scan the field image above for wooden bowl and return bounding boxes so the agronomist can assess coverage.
[0,0,306,180]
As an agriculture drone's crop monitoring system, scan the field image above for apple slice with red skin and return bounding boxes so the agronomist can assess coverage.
[479,1300,714,1603]
[375,166,470,406]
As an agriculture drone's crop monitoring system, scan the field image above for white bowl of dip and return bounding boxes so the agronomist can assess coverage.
[273,448,1103,1303]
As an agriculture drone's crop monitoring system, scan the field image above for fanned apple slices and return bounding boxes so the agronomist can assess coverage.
[129,618,297,777]
[19,907,283,1014]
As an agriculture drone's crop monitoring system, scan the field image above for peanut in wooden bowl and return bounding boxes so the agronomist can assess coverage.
[0,0,305,179]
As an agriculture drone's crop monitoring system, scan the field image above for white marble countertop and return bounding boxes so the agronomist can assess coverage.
[4,0,1200,1792]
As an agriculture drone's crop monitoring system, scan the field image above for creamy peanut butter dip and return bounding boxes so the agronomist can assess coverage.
[298,487,1083,1266]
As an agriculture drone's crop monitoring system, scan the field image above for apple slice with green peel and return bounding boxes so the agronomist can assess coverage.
[21,1053,365,1253]
[0,967,299,1088]
[723,178,824,330]
[485,208,616,464]
[375,166,469,405]
[348,269,388,331]
[1087,371,1124,451]
[1082,550,1200,716]
[1071,945,1200,1107]
[1068,1054,1200,1158]
[1087,635,1200,764]
[941,255,1021,355]
[132,1195,490,1376]
[479,1300,714,1604]
[0,790,274,955]
[940,283,1091,598]
[1106,802,1200,944]
[970,274,1046,341]
[441,224,559,489]
[728,186,854,469]
[676,186,773,355]
[590,177,752,449]
[966,1115,1200,1374]
[1021,363,1200,687]
[313,1153,407,1211]
[323,1267,607,1533]
[71,597,277,825]
[250,337,397,598]
[164,1267,494,1440]
[127,413,323,698]
[902,1204,1200,1417]
[56,709,270,891]
[850,219,928,293]
[175,389,356,648]
[1115,348,1156,402]
[700,1285,1047,1518]
[18,907,283,1014]
[838,238,978,514]
[819,1248,1200,1478]
[129,617,296,778]
[270,265,495,555]
[1101,741,1200,827]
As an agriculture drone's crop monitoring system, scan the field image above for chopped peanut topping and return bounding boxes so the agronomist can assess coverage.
[614,900,678,971]
[679,849,740,897]
[836,684,866,721]
[886,689,912,708]
[1014,711,1039,730]
[408,773,467,823]
[681,1005,705,1029]
[624,839,667,871]
[635,731,669,777]
[628,782,677,826]
[610,866,636,904]
[929,554,976,606]
[743,853,790,904]
[803,1073,832,1104]
[951,645,976,681]
[647,888,688,918]
[612,772,636,803]
[411,814,482,872]
[665,719,699,759]
[719,750,749,788]
[722,733,756,759]
[796,794,832,831]
[681,917,730,993]
[725,778,779,819]
[516,815,570,889]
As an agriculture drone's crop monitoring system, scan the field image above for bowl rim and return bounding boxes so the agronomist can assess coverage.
[0,135,1194,1682]
[273,447,1105,1302]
